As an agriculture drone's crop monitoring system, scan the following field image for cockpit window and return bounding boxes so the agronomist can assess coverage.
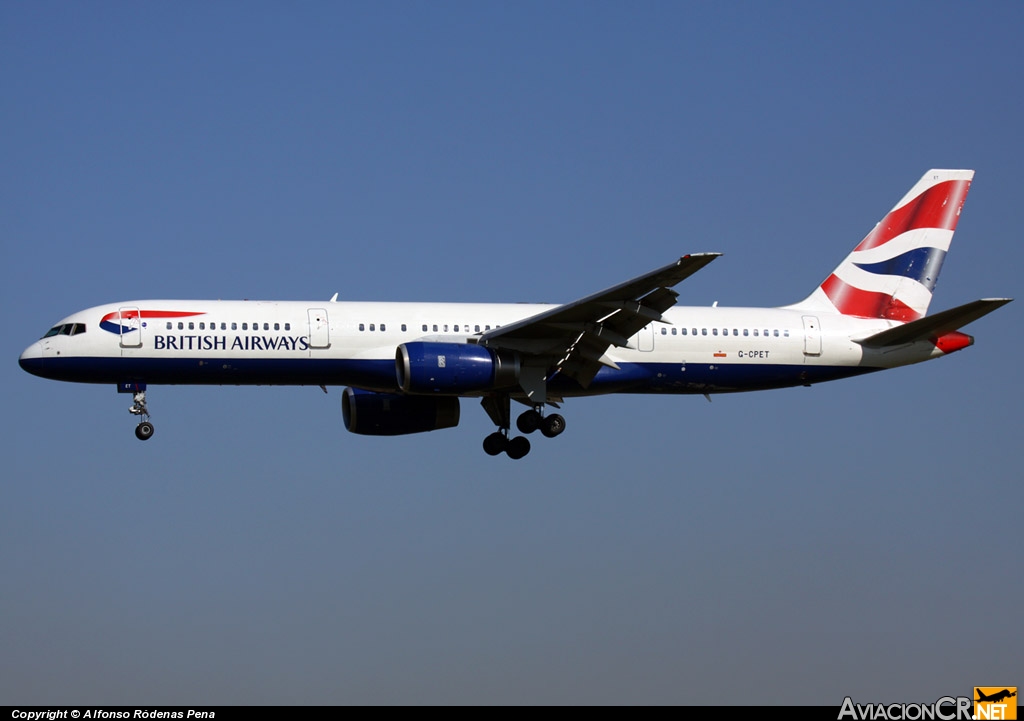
[41,323,86,338]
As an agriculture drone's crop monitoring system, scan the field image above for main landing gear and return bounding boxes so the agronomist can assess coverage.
[480,395,566,459]
[129,390,154,441]
[515,408,566,438]
[483,429,531,459]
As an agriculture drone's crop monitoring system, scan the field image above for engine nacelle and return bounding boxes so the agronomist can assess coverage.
[342,387,460,436]
[396,342,520,394]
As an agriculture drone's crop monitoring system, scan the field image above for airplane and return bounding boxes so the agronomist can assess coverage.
[19,169,1012,459]
[976,689,1017,704]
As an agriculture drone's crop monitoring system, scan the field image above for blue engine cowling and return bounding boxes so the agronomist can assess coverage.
[342,387,460,435]
[396,342,520,394]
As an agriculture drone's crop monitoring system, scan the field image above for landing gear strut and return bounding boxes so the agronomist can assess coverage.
[129,390,154,441]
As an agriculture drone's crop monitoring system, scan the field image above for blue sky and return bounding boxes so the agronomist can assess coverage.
[2,1,1021,705]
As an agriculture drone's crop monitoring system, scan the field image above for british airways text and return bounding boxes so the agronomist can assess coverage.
[152,335,310,351]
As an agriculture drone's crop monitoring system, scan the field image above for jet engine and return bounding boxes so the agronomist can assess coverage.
[396,342,520,394]
[342,386,460,435]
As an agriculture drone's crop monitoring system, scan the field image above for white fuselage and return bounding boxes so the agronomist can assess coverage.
[19,299,948,397]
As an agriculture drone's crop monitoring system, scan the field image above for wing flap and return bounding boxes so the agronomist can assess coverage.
[479,253,721,388]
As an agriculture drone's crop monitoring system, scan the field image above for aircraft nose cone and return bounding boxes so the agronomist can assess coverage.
[19,342,44,376]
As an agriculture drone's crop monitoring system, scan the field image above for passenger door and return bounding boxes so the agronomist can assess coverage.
[119,306,143,349]
[802,315,821,356]
[307,308,330,349]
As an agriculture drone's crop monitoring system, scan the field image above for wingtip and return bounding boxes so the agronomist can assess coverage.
[680,252,723,261]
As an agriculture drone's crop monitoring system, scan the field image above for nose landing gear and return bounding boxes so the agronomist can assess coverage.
[128,390,154,441]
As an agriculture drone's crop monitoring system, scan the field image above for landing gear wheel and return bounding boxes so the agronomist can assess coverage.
[516,409,542,434]
[540,413,565,438]
[483,432,508,456]
[135,421,155,441]
[506,436,531,460]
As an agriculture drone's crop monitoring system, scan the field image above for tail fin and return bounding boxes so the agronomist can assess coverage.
[789,169,974,321]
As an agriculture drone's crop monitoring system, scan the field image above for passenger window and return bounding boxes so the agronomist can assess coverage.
[274,323,280,331]
[773,329,779,337]
[743,329,749,336]
[369,324,375,331]
[444,324,448,332]
[485,325,491,331]
[701,328,707,336]
[712,328,718,336]
[672,328,678,335]
[475,325,480,333]
[784,329,790,337]
[422,324,428,332]
[189,322,194,330]
[402,324,407,332]
[454,325,459,332]
[284,323,290,331]
[381,323,386,332]
[231,322,237,330]
[166,322,172,330]
[242,323,248,330]
[733,329,738,336]
[359,323,365,331]
[433,325,438,332]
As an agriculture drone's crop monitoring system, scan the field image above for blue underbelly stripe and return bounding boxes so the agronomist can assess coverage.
[30,356,878,395]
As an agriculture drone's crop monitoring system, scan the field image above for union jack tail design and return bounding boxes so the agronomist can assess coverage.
[790,169,973,321]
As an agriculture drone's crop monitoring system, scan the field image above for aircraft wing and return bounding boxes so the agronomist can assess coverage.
[856,298,1013,348]
[478,253,721,387]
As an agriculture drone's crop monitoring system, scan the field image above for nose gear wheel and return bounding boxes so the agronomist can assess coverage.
[128,390,155,441]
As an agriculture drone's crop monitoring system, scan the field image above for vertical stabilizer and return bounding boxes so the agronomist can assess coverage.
[788,169,973,320]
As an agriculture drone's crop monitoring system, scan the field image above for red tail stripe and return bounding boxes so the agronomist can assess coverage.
[854,179,970,252]
[821,275,922,321]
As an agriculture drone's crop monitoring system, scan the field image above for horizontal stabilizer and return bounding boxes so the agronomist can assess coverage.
[856,298,1012,348]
